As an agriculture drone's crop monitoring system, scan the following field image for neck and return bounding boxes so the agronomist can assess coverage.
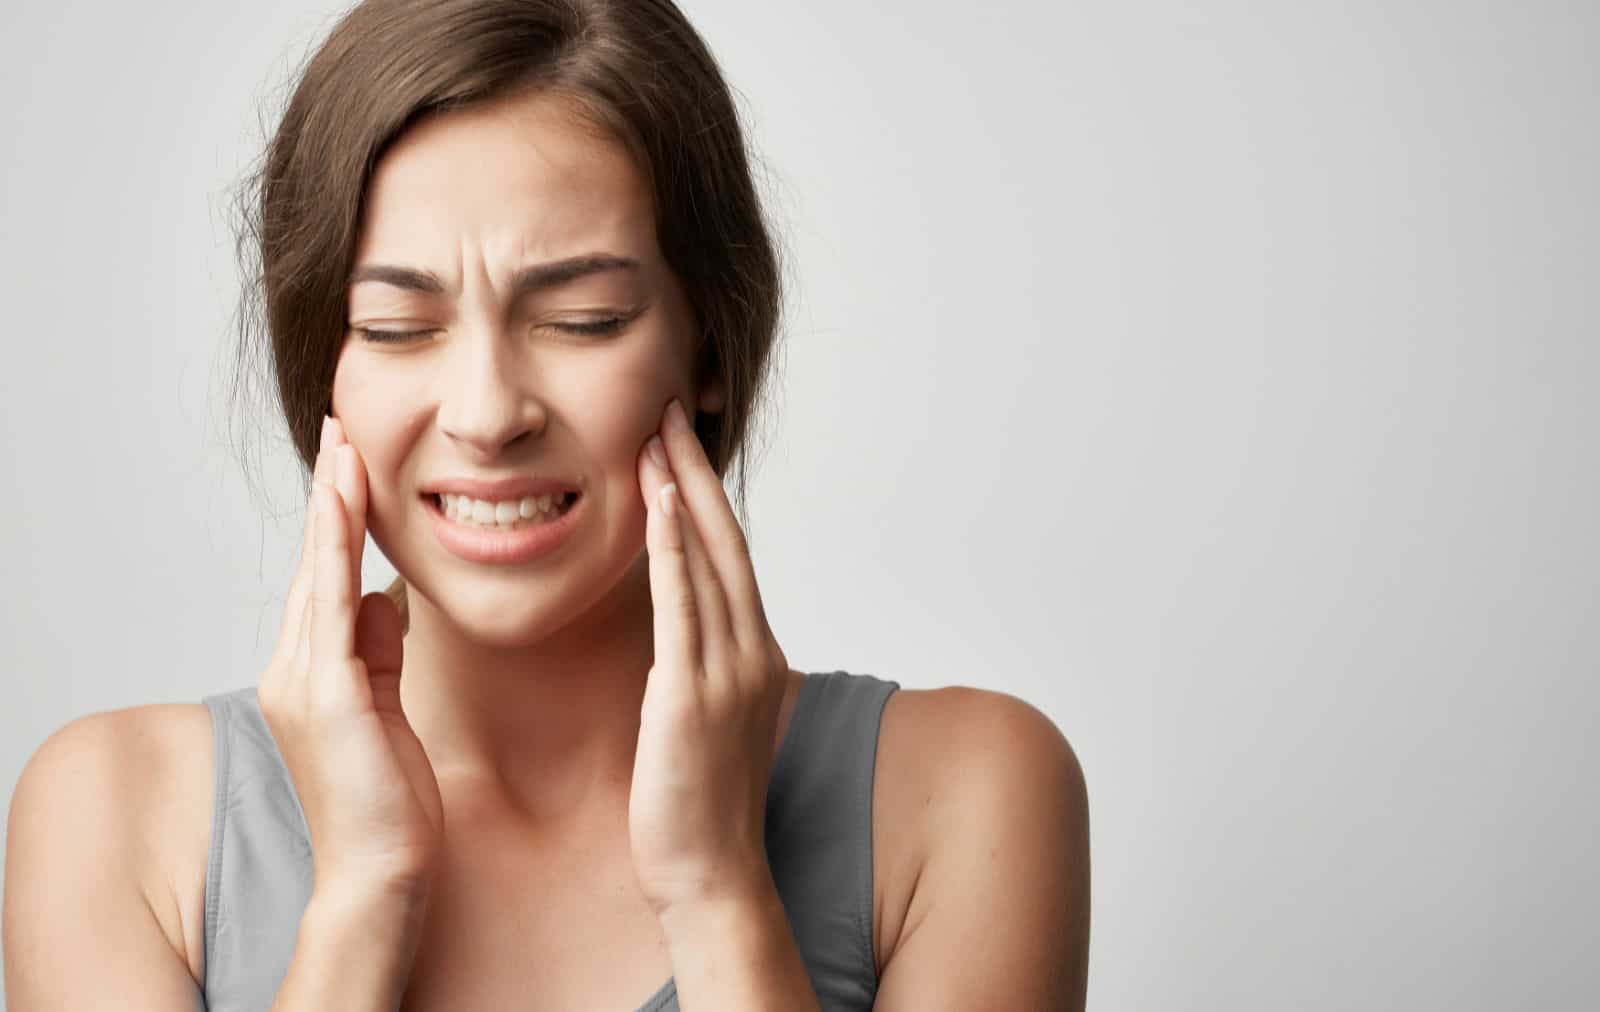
[396,549,656,829]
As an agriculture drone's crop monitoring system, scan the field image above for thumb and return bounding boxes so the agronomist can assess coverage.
[354,591,406,715]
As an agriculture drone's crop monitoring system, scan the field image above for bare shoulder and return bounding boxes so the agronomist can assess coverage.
[4,702,215,993]
[871,683,1090,1010]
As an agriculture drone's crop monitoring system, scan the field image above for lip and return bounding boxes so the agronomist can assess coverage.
[423,489,583,565]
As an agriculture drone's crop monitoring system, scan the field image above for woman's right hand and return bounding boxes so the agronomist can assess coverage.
[258,414,445,901]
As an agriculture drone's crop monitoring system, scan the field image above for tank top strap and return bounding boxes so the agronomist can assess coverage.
[763,669,902,1009]
[200,687,313,1010]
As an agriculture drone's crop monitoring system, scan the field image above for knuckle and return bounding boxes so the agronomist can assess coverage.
[735,637,768,670]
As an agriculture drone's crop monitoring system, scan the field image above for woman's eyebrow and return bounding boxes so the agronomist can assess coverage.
[346,252,641,295]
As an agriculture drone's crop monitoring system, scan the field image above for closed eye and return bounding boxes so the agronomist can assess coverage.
[353,316,630,344]
[553,315,628,336]
[353,327,434,344]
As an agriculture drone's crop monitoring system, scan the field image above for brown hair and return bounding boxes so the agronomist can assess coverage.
[226,0,788,631]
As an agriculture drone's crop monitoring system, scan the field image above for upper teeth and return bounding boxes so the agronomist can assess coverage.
[440,492,571,525]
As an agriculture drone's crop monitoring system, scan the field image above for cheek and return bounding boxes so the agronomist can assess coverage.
[570,341,690,455]
[330,354,414,514]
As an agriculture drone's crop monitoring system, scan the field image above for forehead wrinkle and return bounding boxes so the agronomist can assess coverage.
[354,97,657,304]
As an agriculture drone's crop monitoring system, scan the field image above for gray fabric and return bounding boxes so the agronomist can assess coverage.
[199,669,900,1011]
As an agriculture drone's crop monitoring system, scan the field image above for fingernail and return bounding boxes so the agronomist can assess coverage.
[335,444,355,488]
[646,434,668,469]
[319,414,333,452]
[666,398,689,433]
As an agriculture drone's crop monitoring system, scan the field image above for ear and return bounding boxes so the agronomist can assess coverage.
[696,377,726,415]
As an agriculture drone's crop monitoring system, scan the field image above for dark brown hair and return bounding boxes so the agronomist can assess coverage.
[227,0,788,629]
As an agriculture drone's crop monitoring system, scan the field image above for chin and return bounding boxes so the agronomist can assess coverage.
[400,542,650,651]
[419,576,588,648]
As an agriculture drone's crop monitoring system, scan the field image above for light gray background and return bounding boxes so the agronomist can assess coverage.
[2,1,1595,1008]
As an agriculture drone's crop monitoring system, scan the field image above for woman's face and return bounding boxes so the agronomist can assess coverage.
[332,90,713,648]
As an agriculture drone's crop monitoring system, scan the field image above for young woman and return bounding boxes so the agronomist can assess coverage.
[4,1,1089,1009]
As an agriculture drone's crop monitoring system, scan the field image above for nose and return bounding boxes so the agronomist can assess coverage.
[435,327,547,459]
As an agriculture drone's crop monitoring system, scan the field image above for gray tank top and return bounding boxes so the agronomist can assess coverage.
[199,669,900,1011]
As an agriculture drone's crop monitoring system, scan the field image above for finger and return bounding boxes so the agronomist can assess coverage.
[285,417,338,671]
[645,477,700,675]
[326,416,369,587]
[640,433,733,674]
[332,444,367,593]
[354,591,405,715]
[308,481,361,705]
[656,399,771,651]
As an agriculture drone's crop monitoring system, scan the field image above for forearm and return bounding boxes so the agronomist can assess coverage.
[659,879,820,1012]
[270,884,429,1012]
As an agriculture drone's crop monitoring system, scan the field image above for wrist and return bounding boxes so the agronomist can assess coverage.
[308,876,432,938]
[654,860,778,937]
[284,882,431,1009]
[655,874,818,1012]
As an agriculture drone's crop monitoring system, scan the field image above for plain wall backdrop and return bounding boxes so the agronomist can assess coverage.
[2,1,1595,1008]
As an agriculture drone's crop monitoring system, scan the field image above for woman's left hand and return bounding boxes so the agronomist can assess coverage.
[629,397,790,919]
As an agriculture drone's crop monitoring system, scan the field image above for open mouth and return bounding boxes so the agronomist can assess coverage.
[425,490,581,530]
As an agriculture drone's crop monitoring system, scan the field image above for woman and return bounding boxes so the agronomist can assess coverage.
[4,1,1089,1008]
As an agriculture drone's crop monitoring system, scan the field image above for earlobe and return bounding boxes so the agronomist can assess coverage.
[696,381,726,416]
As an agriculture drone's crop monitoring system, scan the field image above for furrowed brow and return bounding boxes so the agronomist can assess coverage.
[347,253,642,295]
